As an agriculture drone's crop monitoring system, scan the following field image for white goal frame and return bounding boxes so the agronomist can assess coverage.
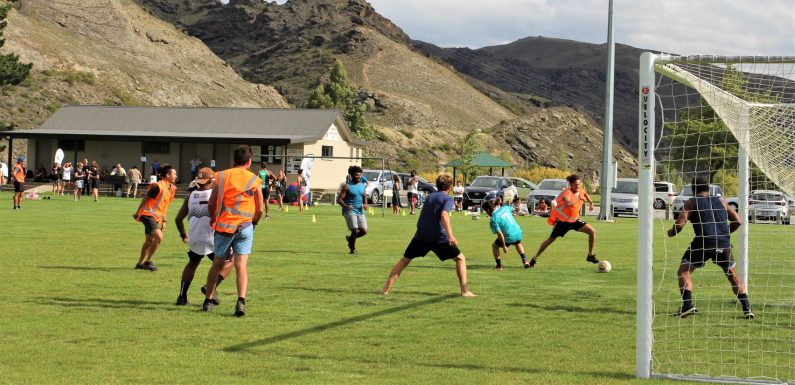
[637,53,795,383]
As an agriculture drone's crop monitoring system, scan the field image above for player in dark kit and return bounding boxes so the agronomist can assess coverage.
[668,176,753,319]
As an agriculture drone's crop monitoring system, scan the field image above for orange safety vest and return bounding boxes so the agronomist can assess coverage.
[547,188,583,225]
[12,164,25,183]
[136,180,176,223]
[214,168,262,234]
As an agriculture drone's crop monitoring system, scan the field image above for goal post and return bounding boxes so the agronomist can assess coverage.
[637,53,795,384]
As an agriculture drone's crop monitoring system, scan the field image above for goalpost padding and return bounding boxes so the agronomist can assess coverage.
[638,54,795,384]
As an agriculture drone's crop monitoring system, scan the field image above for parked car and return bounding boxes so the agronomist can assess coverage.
[611,178,639,216]
[748,190,790,223]
[509,177,537,202]
[672,184,724,219]
[396,173,438,195]
[527,179,568,206]
[361,169,396,204]
[654,181,677,209]
[463,176,514,210]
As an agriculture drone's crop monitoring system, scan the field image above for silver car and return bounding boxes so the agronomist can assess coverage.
[610,178,639,216]
[672,184,724,220]
[527,179,568,206]
[361,169,396,204]
[748,190,790,223]
[510,177,537,202]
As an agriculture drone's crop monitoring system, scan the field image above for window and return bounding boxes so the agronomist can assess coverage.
[58,140,85,152]
[322,145,333,157]
[143,142,170,154]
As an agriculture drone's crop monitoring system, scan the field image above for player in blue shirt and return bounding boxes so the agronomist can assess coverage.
[338,165,368,254]
[482,197,529,269]
[381,173,476,297]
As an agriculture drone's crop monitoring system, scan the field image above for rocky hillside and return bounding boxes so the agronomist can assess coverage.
[0,0,288,161]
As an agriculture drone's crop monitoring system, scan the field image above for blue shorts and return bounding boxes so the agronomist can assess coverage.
[213,225,254,258]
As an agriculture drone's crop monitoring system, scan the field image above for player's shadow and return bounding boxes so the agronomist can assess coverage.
[279,286,442,297]
[39,266,130,271]
[223,294,458,352]
[418,362,634,380]
[510,303,635,315]
[36,297,178,312]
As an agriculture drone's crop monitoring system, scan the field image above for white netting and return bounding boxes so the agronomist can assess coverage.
[650,55,795,384]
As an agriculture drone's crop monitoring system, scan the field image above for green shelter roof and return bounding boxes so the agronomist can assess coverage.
[445,151,514,168]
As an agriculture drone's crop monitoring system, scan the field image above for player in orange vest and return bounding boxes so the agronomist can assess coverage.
[132,165,177,271]
[529,174,598,268]
[203,145,264,317]
[12,157,26,210]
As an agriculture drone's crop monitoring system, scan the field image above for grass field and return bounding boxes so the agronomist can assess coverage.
[0,194,740,384]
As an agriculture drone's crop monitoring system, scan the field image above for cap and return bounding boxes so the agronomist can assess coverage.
[197,167,215,184]
[18,157,25,162]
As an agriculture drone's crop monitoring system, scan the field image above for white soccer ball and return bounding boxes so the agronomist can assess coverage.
[597,261,612,273]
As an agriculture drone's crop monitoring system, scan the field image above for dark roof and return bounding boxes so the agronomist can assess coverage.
[7,105,368,146]
[445,151,514,168]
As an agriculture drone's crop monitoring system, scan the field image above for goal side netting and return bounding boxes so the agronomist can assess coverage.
[637,54,795,384]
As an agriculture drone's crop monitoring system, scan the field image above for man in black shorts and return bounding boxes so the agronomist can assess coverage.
[11,157,25,210]
[668,176,753,319]
[381,173,475,297]
[258,163,275,220]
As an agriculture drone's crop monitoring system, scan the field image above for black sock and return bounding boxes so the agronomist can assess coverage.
[179,280,191,298]
[238,297,245,304]
[496,259,502,267]
[520,253,527,261]
[682,289,693,309]
[738,293,751,312]
[356,231,367,238]
[203,298,213,304]
[216,275,224,287]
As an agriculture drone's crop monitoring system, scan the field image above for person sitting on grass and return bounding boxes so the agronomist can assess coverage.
[483,197,530,269]
[511,197,528,216]
[534,199,551,217]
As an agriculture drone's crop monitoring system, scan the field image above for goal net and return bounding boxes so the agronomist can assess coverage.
[637,54,795,384]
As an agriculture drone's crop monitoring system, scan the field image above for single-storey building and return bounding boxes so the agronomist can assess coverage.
[5,106,368,192]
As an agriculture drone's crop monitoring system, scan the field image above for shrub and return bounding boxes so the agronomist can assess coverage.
[375,130,389,142]
[17,107,26,113]
[112,88,142,106]
[512,167,569,185]
[401,130,414,139]
[63,71,95,86]
[43,103,58,113]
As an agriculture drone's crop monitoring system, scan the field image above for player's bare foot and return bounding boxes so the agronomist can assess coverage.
[381,290,389,295]
[461,291,477,297]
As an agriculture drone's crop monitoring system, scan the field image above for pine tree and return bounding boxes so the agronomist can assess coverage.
[307,60,375,140]
[0,1,32,86]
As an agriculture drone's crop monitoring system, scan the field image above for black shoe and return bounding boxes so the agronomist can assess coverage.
[744,309,755,319]
[673,306,698,318]
[235,300,246,317]
[175,297,189,306]
[529,258,538,268]
[135,263,145,270]
[202,301,213,312]
[265,215,270,219]
[142,261,158,271]
[349,249,358,255]
[201,285,220,305]
[586,254,600,264]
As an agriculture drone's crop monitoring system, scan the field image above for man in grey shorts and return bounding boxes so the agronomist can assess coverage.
[337,165,368,254]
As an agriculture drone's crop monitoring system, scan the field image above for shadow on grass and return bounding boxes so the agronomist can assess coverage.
[38,266,131,271]
[224,294,458,352]
[35,297,177,311]
[409,264,494,270]
[279,286,442,297]
[417,362,635,380]
[509,303,635,315]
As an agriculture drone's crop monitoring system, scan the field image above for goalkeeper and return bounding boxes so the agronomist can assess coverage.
[667,176,753,319]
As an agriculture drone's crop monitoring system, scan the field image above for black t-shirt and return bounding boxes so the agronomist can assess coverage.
[147,183,160,199]
[74,169,85,181]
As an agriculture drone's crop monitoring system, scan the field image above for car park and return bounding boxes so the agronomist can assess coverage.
[509,177,537,202]
[672,184,724,219]
[527,179,568,206]
[463,176,514,210]
[654,181,677,209]
[611,178,639,216]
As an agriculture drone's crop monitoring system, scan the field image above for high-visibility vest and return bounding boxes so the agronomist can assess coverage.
[12,164,25,183]
[547,188,583,225]
[136,180,176,223]
[214,168,261,234]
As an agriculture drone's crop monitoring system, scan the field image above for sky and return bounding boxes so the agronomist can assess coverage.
[266,0,795,55]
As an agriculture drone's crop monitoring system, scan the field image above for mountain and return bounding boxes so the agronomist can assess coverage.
[414,37,650,150]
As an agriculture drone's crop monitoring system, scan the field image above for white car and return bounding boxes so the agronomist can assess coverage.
[748,190,790,224]
[672,184,724,220]
[610,178,639,216]
[527,179,568,206]
[654,181,677,210]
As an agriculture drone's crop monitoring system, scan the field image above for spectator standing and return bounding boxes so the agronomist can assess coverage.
[11,157,25,210]
[275,169,286,211]
[297,168,307,213]
[407,170,419,215]
[190,154,202,180]
[81,159,90,195]
[149,159,160,179]
[452,181,465,212]
[89,164,100,202]
[0,161,6,188]
[51,163,61,196]
[62,162,73,196]
[391,173,403,215]
[73,163,85,201]
[258,163,275,219]
[127,166,142,198]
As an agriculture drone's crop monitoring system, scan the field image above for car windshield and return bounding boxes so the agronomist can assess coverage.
[537,180,568,190]
[680,186,693,196]
[417,176,429,183]
[614,181,639,194]
[752,193,782,201]
[361,171,380,181]
[470,178,500,188]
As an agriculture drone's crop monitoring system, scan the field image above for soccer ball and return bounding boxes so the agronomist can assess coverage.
[597,261,612,273]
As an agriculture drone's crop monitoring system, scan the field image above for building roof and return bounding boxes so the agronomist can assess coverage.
[445,151,514,168]
[7,105,368,146]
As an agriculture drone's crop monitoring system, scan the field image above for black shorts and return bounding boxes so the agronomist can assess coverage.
[404,238,461,261]
[262,187,271,199]
[407,192,417,201]
[550,219,587,238]
[187,250,215,262]
[14,181,24,192]
[52,174,61,182]
[90,180,99,189]
[683,247,735,270]
[454,197,463,202]
[140,215,160,234]
[495,237,521,248]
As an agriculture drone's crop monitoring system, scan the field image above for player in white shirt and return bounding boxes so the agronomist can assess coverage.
[174,168,234,306]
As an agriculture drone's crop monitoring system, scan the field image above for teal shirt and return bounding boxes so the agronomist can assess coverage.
[490,206,523,243]
[259,170,269,188]
[343,181,366,215]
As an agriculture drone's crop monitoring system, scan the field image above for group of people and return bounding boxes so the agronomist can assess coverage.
[47,159,125,202]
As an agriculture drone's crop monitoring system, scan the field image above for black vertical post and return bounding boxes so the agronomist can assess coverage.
[6,137,12,170]
[73,140,78,167]
[212,143,216,171]
[502,167,505,176]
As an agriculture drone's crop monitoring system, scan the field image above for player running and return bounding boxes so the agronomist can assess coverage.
[258,163,275,220]
[132,165,177,271]
[482,197,530,269]
[530,174,597,268]
[381,173,475,297]
[667,176,753,319]
[338,165,368,254]
[174,168,233,306]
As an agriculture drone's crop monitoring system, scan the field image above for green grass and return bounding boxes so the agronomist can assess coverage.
[4,195,783,383]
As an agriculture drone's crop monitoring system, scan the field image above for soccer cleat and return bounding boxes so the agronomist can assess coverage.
[135,263,145,270]
[202,301,213,312]
[349,249,358,255]
[235,300,246,317]
[410,212,417,215]
[744,309,755,319]
[175,297,189,306]
[529,258,538,268]
[673,306,698,318]
[493,266,504,270]
[142,261,158,271]
[201,285,220,305]
[586,254,600,264]
[523,260,531,269]
[264,215,270,219]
